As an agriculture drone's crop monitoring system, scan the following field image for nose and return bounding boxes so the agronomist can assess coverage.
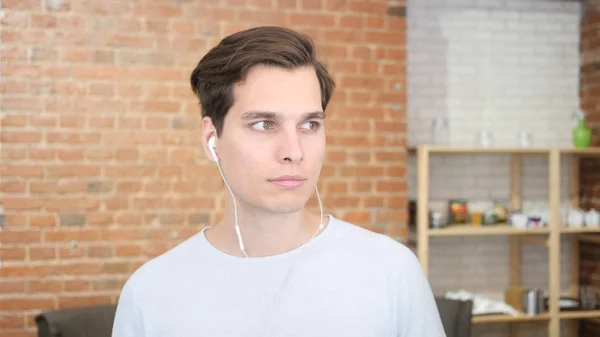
[278,129,304,164]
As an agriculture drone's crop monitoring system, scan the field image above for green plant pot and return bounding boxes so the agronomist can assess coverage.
[573,120,592,148]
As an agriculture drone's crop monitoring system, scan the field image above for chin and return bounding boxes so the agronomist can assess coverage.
[257,191,313,214]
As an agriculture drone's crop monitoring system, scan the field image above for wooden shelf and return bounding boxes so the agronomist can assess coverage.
[416,146,600,337]
[408,145,600,156]
[473,313,550,324]
[559,310,600,320]
[558,148,600,156]
[425,146,551,154]
[471,310,600,324]
[428,224,550,237]
[560,226,600,234]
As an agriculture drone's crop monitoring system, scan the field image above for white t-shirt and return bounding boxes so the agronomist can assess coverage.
[112,215,446,337]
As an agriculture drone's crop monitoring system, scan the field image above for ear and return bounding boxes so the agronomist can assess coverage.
[202,116,218,162]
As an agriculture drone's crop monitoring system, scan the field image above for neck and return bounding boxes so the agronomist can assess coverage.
[205,200,325,258]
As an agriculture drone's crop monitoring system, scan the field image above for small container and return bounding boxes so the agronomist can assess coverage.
[523,289,545,315]
[477,129,494,148]
[518,131,533,148]
[471,212,482,226]
[430,212,443,229]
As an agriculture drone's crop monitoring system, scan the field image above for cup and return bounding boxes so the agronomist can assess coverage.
[477,130,494,148]
[511,213,528,228]
[518,131,532,148]
[585,209,600,227]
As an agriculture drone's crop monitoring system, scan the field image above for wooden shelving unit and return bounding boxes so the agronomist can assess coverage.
[416,145,600,337]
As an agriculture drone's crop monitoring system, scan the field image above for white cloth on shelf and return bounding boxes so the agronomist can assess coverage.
[444,289,520,316]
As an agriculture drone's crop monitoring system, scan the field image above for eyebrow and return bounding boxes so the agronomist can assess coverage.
[240,110,325,121]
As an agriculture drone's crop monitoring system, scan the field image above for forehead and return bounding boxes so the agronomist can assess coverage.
[230,65,322,117]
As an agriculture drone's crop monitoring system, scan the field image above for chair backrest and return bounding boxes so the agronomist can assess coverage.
[35,304,117,337]
[435,297,473,337]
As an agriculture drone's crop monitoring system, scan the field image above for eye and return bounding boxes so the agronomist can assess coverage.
[301,121,320,131]
[251,121,274,131]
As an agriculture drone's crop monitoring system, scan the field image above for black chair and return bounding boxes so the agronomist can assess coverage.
[435,297,473,337]
[35,304,117,337]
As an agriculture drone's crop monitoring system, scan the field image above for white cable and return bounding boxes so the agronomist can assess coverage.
[265,186,324,337]
[215,159,248,258]
[215,152,324,336]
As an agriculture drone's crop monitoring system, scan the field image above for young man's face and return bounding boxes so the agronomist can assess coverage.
[204,65,325,215]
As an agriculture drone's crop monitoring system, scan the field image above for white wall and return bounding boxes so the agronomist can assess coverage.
[408,0,581,148]
[407,0,582,336]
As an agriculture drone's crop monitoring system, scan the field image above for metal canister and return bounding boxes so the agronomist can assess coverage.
[522,289,544,315]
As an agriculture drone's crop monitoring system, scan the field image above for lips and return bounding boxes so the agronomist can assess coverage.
[268,175,306,188]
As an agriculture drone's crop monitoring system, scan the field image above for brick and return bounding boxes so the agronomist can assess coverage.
[0,314,25,329]
[47,165,101,177]
[1,181,26,193]
[92,50,115,64]
[0,111,28,126]
[1,148,27,161]
[88,245,113,258]
[2,230,41,243]
[86,148,114,161]
[102,228,144,241]
[87,180,114,194]
[63,280,91,292]
[29,247,56,260]
[93,279,122,291]
[30,47,58,62]
[59,214,86,227]
[116,244,141,257]
[189,212,210,225]
[45,198,99,212]
[57,149,85,161]
[57,295,111,310]
[0,265,45,278]
[30,114,57,127]
[58,246,85,259]
[87,212,114,225]
[0,297,54,311]
[2,198,43,211]
[44,229,101,242]
[2,0,42,10]
[4,214,28,227]
[1,247,26,260]
[0,281,25,294]
[1,11,30,27]
[29,148,55,160]
[1,131,42,143]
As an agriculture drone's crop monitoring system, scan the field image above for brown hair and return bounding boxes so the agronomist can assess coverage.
[190,26,336,137]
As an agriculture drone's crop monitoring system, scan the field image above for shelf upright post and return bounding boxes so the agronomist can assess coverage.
[509,154,522,337]
[568,153,581,337]
[417,146,430,277]
[548,149,561,337]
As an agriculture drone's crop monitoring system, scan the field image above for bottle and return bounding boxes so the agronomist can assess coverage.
[572,109,592,148]
[573,119,592,148]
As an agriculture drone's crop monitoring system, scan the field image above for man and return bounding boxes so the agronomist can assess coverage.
[112,26,445,337]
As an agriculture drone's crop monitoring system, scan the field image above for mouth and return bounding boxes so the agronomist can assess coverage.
[268,175,306,189]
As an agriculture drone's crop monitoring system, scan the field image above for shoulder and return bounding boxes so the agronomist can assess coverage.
[326,216,420,272]
[119,231,204,299]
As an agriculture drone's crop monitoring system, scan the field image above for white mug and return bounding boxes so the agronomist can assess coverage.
[568,209,585,227]
[585,209,600,227]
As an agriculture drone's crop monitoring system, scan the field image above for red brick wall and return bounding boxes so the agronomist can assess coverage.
[0,0,407,334]
[580,0,600,335]
[580,1,600,206]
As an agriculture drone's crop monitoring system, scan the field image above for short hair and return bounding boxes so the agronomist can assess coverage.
[190,26,336,137]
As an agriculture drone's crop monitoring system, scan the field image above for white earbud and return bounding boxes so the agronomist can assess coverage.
[208,136,218,162]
